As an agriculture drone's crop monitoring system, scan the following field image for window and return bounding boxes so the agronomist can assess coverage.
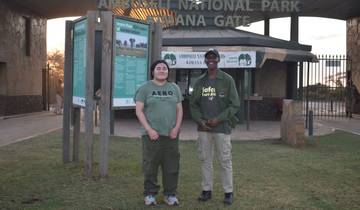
[0,62,7,95]
[175,69,204,96]
[24,17,31,56]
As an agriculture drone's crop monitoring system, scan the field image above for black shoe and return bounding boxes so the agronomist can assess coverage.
[223,192,233,205]
[198,190,212,201]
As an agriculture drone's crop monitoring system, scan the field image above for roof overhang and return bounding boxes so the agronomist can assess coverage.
[163,26,312,51]
[5,0,360,21]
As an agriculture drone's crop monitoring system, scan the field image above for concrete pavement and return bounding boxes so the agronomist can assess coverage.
[2,111,355,147]
[316,118,360,136]
[0,112,63,147]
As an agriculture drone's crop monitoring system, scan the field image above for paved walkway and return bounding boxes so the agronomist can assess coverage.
[0,112,63,147]
[2,111,355,147]
[316,118,360,136]
[105,119,334,140]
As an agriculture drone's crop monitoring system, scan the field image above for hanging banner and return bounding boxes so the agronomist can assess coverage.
[72,19,87,107]
[162,51,256,69]
[112,17,150,108]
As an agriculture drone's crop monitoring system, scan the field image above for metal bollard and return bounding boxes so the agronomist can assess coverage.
[308,110,313,136]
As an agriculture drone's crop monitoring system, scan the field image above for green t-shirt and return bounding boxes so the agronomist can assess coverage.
[135,81,183,136]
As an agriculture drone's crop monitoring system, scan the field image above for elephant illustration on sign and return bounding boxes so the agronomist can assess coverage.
[238,53,252,66]
[164,53,177,66]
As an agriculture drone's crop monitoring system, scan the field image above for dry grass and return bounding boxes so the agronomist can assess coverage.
[0,130,359,209]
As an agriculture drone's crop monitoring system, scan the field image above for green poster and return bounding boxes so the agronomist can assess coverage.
[72,19,87,107]
[112,18,149,108]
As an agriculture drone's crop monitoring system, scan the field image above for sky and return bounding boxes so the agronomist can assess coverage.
[47,16,346,55]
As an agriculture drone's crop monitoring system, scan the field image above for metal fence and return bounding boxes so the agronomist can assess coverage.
[298,55,353,118]
[42,63,62,111]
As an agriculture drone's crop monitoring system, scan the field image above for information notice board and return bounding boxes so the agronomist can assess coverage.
[112,17,150,108]
[72,19,87,107]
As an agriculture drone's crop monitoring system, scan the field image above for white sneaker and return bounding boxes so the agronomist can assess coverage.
[144,195,157,206]
[164,195,179,206]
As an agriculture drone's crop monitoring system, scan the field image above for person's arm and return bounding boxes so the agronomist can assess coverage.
[169,103,183,139]
[135,101,159,140]
[190,82,212,130]
[189,81,203,124]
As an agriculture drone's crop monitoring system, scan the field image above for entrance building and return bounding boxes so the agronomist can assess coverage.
[1,0,360,117]
[162,26,316,120]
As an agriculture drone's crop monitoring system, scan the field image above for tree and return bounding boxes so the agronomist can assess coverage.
[47,50,64,80]
[46,50,65,104]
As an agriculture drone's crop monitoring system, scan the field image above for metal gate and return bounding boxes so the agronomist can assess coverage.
[298,55,353,118]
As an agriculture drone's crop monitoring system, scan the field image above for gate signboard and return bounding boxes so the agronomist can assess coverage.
[112,17,150,108]
[72,18,87,107]
[162,51,256,69]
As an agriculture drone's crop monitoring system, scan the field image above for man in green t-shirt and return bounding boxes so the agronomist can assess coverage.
[135,60,183,206]
[190,49,240,205]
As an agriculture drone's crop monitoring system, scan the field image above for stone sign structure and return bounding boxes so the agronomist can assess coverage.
[281,99,305,147]
[347,17,360,115]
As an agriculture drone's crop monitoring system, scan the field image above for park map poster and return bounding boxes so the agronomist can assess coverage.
[112,18,150,108]
[72,19,87,107]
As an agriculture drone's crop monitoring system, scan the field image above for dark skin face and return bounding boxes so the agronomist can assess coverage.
[205,53,219,79]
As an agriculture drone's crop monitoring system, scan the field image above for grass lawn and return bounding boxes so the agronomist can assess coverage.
[0,130,359,210]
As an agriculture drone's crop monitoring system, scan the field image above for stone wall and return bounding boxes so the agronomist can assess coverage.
[347,17,360,115]
[255,60,287,98]
[247,59,287,120]
[0,0,47,116]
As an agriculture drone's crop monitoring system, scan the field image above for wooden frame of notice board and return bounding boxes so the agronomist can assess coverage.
[62,11,161,178]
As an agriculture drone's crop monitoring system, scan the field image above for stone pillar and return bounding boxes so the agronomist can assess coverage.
[281,99,305,147]
[286,14,299,100]
[347,17,360,115]
[286,62,298,99]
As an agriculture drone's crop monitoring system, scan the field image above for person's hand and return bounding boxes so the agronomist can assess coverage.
[147,128,159,141]
[169,127,179,139]
[199,120,212,131]
[206,119,220,127]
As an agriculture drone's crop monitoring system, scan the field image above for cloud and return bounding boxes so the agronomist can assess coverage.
[312,34,344,40]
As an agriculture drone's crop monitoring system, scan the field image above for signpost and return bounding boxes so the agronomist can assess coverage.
[62,10,160,178]
[244,69,252,130]
[112,18,150,108]
[162,51,256,69]
[72,19,87,107]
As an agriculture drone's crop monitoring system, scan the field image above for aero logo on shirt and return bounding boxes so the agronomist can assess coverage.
[152,90,174,97]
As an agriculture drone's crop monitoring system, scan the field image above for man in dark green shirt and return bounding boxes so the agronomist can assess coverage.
[190,49,240,205]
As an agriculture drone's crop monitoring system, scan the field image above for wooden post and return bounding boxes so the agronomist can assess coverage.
[73,107,81,162]
[264,18,270,36]
[246,68,251,131]
[62,21,74,164]
[99,11,113,178]
[151,20,162,63]
[84,11,97,177]
[110,110,114,135]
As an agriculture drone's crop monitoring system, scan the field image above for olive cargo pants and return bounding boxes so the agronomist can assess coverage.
[142,135,180,196]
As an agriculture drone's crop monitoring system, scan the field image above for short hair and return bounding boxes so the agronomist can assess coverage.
[150,60,170,79]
